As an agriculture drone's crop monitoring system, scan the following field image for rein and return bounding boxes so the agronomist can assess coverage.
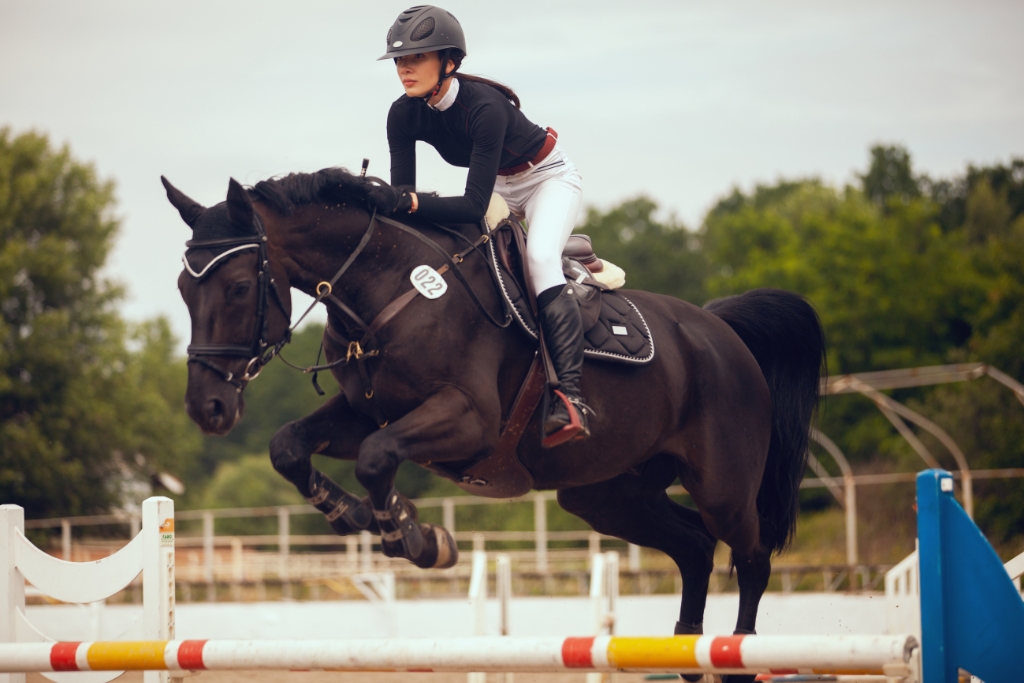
[184,206,512,399]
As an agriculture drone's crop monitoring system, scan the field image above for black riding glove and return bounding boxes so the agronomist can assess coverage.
[364,178,414,215]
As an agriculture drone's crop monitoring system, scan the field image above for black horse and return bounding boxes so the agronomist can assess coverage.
[165,170,824,683]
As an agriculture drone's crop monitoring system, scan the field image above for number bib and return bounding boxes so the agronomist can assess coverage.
[410,264,448,299]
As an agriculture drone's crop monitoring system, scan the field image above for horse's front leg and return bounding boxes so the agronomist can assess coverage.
[355,385,493,569]
[269,392,379,535]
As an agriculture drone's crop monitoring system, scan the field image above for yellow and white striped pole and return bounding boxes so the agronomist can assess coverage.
[0,635,916,677]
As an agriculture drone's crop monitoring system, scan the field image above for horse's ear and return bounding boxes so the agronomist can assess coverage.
[226,178,255,231]
[161,176,205,228]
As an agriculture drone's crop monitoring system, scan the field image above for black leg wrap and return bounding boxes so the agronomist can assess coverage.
[306,470,375,535]
[376,488,425,560]
[676,622,704,680]
[733,628,755,635]
[372,488,459,569]
[674,621,703,635]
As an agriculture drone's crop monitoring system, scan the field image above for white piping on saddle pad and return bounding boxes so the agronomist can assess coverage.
[182,244,259,279]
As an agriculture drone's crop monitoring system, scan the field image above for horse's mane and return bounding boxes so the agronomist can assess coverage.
[248,168,372,215]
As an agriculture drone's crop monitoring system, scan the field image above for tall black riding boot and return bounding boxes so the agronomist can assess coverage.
[538,284,591,448]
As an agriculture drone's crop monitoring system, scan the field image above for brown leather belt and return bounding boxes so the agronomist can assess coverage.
[497,127,558,176]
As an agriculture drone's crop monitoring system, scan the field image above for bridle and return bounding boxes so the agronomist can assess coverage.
[182,212,291,390]
[183,201,511,399]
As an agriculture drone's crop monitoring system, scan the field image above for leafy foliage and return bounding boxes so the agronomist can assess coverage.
[578,197,707,304]
[0,129,197,517]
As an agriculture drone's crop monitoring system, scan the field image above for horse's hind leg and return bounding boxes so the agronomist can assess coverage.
[684,463,770,683]
[269,392,379,534]
[557,455,717,669]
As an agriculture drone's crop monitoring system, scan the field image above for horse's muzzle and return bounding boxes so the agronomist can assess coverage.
[185,370,244,435]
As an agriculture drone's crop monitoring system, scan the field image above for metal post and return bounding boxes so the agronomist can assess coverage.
[533,493,547,573]
[278,507,290,599]
[443,497,456,534]
[496,554,512,636]
[360,530,373,572]
[587,553,607,683]
[845,476,859,568]
[61,519,71,561]
[605,551,618,635]
[202,511,215,602]
[346,536,359,570]
[231,538,243,602]
[588,532,601,558]
[497,551,514,683]
[628,543,641,572]
[467,550,488,683]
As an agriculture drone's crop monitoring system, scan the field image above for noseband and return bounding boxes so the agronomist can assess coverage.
[183,213,291,390]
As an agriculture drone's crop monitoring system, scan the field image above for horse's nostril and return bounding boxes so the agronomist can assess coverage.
[207,398,225,420]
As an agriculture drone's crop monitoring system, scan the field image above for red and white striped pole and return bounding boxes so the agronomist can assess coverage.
[0,635,916,677]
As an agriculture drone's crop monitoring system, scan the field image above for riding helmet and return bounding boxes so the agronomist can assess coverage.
[378,5,467,61]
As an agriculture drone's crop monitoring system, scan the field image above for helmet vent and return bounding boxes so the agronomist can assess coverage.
[446,11,459,23]
[400,6,424,22]
[410,17,435,41]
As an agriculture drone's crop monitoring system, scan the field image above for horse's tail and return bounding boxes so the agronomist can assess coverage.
[704,288,826,554]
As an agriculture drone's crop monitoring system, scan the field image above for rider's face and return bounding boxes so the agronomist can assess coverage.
[395,51,449,99]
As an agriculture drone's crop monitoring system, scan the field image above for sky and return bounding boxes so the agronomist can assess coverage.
[2,0,1023,347]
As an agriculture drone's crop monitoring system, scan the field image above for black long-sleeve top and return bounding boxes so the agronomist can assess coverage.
[387,78,548,224]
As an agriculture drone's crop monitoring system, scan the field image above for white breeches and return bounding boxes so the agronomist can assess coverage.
[494,143,583,294]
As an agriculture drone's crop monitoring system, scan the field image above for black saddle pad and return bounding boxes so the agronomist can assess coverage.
[487,227,655,365]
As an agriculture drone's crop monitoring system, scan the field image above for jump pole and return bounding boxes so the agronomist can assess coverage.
[0,634,917,677]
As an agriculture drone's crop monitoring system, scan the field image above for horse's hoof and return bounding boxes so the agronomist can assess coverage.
[429,524,459,568]
[674,621,704,683]
[411,523,459,569]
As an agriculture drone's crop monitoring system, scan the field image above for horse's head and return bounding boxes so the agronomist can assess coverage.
[163,176,292,435]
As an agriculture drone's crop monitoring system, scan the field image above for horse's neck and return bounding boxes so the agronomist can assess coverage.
[262,203,447,324]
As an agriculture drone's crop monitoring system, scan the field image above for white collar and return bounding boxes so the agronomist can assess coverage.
[429,77,459,111]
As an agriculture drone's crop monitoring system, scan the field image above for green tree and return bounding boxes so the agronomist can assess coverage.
[0,128,199,518]
[702,180,982,373]
[577,197,707,304]
[860,144,921,209]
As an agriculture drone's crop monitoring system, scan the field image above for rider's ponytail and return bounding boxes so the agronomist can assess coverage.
[446,50,521,109]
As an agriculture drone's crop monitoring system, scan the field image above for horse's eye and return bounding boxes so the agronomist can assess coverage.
[230,281,252,299]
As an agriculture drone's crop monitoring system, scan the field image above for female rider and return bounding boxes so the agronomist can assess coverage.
[369,5,590,447]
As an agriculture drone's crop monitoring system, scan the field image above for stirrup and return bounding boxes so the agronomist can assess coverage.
[542,390,590,449]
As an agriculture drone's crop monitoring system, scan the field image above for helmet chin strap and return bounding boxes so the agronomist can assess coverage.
[423,49,457,102]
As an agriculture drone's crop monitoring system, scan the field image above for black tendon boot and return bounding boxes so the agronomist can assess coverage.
[538,284,592,448]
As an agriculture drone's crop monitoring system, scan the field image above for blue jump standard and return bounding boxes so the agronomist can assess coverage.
[917,469,1024,683]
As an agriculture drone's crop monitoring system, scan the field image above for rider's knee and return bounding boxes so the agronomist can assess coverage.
[526,250,562,280]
